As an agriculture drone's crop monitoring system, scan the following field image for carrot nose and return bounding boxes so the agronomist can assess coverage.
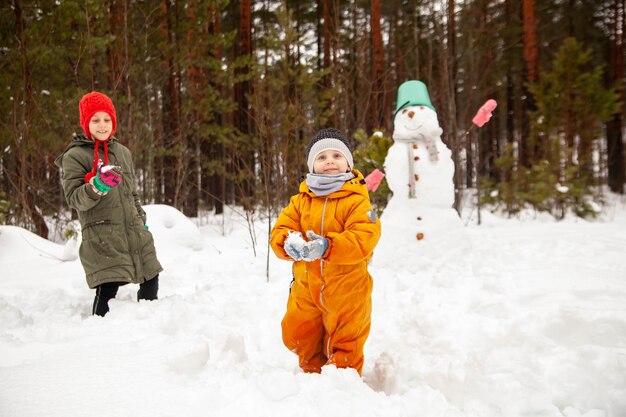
[408,111,415,118]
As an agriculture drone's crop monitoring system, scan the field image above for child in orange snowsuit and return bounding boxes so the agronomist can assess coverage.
[270,128,381,375]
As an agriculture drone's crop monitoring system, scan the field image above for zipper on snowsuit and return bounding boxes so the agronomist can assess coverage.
[318,197,332,358]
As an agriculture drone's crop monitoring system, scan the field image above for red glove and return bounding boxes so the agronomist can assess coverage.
[365,169,385,192]
[472,99,497,127]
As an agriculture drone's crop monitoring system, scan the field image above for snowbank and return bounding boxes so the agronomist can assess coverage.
[1,203,625,417]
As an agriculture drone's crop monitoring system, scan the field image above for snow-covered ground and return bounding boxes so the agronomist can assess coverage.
[1,199,625,417]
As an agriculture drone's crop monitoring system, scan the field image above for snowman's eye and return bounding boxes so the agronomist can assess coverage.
[419,106,424,110]
[402,109,407,114]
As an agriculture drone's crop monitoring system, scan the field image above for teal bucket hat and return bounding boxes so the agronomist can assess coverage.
[393,80,435,115]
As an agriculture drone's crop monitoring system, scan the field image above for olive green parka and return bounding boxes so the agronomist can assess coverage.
[54,133,162,289]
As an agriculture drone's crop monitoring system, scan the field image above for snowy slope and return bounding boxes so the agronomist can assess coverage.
[1,202,625,417]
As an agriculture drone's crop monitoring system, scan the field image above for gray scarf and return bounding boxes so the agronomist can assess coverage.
[305,172,355,196]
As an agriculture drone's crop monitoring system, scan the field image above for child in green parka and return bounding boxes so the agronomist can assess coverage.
[55,92,162,316]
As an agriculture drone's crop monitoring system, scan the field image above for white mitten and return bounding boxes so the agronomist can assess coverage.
[284,231,306,261]
[301,231,329,261]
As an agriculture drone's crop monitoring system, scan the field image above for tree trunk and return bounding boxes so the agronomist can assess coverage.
[233,0,254,209]
[107,0,124,95]
[521,0,538,168]
[203,1,225,214]
[123,0,133,151]
[447,0,463,213]
[14,0,48,238]
[411,0,420,79]
[607,0,625,193]
[161,0,181,207]
[505,0,515,150]
[522,0,538,84]
[349,0,359,131]
[322,0,333,126]
[107,0,133,150]
[238,0,252,140]
[479,1,497,181]
[182,0,200,217]
[370,0,384,131]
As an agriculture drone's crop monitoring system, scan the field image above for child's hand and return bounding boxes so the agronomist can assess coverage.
[284,231,306,261]
[98,163,123,188]
[92,160,123,194]
[301,231,328,261]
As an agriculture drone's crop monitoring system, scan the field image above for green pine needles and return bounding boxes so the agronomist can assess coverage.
[482,38,618,219]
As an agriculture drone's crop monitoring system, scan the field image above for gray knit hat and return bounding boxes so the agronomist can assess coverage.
[306,128,354,173]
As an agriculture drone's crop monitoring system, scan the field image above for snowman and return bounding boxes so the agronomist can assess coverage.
[378,80,462,253]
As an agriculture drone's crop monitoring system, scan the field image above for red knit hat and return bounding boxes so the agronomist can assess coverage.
[79,91,117,140]
[78,92,117,183]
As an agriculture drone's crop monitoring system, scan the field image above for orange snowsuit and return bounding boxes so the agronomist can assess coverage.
[270,169,381,375]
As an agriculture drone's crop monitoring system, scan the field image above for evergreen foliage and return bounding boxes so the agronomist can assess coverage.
[251,7,330,216]
[352,130,393,215]
[0,2,624,234]
[482,37,618,219]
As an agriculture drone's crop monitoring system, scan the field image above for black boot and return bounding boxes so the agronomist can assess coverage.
[92,282,121,316]
[137,275,159,301]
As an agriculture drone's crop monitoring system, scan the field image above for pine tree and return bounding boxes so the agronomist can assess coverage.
[352,129,392,214]
[526,38,618,217]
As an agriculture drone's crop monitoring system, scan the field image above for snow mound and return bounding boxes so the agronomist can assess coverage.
[0,225,73,263]
[2,201,626,417]
[143,204,203,251]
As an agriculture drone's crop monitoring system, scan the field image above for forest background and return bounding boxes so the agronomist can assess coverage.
[1,0,625,239]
